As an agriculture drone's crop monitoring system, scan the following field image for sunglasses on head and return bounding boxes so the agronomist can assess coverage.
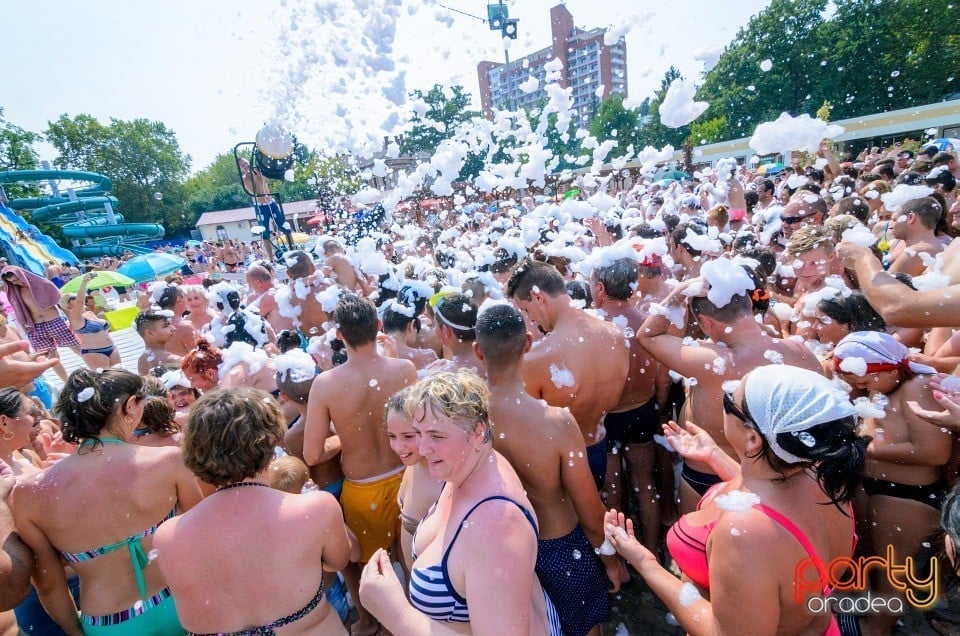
[723,391,757,429]
[781,211,818,225]
[1,272,14,279]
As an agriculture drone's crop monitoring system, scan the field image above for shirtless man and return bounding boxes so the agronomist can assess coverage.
[277,251,329,338]
[304,294,417,636]
[238,158,293,262]
[135,311,180,376]
[591,257,671,550]
[505,257,629,490]
[1,267,78,382]
[886,197,944,277]
[637,267,822,513]
[245,263,294,333]
[218,240,239,272]
[321,240,371,295]
[474,302,626,636]
[156,285,200,358]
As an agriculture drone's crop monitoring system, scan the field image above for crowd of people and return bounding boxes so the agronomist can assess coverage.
[0,137,957,635]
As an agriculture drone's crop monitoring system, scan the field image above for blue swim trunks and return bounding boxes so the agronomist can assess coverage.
[536,525,610,636]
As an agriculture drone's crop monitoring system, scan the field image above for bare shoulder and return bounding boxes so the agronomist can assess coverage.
[461,497,537,542]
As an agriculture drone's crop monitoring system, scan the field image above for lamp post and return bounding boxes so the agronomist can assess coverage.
[487,1,518,112]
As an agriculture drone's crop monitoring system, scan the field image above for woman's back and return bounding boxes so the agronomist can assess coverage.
[696,474,854,634]
[14,442,192,615]
[154,488,348,635]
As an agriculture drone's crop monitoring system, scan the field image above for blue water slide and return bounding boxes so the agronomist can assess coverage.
[0,202,78,274]
[0,170,166,262]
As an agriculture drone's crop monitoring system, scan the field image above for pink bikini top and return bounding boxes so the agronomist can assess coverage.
[666,483,855,636]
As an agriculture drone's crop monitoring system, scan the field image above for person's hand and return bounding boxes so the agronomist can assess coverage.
[40,452,71,468]
[836,242,873,269]
[665,277,708,306]
[376,333,398,358]
[906,373,960,430]
[604,509,658,572]
[40,430,76,456]
[599,553,629,593]
[663,420,719,464]
[359,549,408,622]
[0,342,58,387]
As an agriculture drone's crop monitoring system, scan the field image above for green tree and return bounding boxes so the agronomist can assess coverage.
[588,93,639,159]
[45,115,193,235]
[399,84,486,180]
[400,85,480,155]
[523,101,582,173]
[687,116,728,146]
[693,0,960,145]
[696,0,828,139]
[816,0,960,120]
[0,109,42,200]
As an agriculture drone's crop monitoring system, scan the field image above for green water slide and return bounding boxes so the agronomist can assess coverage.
[0,170,165,261]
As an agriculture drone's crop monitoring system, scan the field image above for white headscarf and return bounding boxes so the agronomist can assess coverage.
[743,365,857,465]
[833,331,935,376]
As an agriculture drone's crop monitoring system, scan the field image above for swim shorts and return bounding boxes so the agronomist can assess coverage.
[605,398,660,448]
[254,201,286,239]
[681,462,723,497]
[586,440,607,491]
[321,477,344,500]
[536,525,610,636]
[861,476,946,510]
[28,317,80,353]
[341,467,404,562]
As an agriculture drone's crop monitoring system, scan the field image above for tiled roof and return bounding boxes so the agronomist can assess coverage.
[195,199,321,227]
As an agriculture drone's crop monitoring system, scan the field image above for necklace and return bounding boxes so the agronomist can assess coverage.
[216,481,270,493]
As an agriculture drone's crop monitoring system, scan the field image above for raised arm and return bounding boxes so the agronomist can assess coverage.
[838,243,960,328]
[10,484,82,635]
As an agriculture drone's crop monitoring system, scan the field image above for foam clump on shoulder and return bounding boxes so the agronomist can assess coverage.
[714,490,761,514]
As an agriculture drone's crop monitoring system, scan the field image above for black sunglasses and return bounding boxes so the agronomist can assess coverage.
[723,391,757,429]
[781,211,818,225]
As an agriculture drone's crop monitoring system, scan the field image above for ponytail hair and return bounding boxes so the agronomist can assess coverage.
[775,415,868,507]
[56,369,145,445]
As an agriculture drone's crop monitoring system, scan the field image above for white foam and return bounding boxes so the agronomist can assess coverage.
[714,490,761,514]
[549,364,576,388]
[838,356,867,376]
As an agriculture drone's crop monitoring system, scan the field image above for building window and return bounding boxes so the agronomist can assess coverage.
[216,225,228,241]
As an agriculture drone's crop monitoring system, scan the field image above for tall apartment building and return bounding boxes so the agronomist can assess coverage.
[477,4,627,124]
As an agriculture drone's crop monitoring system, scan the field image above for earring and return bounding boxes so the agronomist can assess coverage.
[2,429,13,441]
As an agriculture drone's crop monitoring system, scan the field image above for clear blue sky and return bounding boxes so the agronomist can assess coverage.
[3,0,771,173]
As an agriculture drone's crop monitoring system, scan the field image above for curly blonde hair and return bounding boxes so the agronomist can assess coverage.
[405,369,492,442]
